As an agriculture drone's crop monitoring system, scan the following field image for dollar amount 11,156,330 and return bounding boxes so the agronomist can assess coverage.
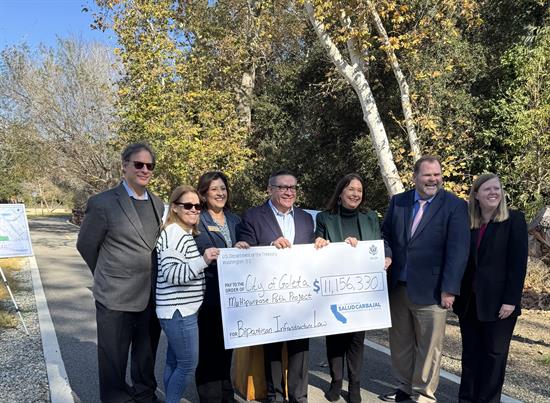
[312,272,384,296]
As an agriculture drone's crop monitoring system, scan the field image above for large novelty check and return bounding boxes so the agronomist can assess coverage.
[217,240,391,348]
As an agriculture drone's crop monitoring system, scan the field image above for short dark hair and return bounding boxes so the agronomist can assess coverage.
[121,142,156,164]
[326,173,367,213]
[413,155,441,174]
[268,169,296,186]
[197,171,232,210]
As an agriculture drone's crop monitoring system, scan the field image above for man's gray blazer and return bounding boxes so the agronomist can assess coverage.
[77,183,164,312]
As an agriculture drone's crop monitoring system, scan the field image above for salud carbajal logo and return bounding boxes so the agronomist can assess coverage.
[369,244,378,255]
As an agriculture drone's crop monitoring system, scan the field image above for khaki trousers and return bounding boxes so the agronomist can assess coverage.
[388,283,448,403]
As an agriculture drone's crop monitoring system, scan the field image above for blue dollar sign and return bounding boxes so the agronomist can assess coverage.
[313,279,320,293]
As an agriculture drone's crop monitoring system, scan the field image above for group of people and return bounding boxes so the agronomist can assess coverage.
[77,142,528,403]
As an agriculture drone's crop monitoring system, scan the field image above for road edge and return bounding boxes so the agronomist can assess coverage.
[29,255,74,403]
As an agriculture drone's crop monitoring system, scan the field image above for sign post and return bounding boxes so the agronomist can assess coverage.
[0,203,34,335]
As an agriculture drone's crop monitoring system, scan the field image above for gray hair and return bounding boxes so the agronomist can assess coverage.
[121,142,156,164]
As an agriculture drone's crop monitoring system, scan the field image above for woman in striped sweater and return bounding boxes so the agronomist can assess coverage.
[156,185,219,403]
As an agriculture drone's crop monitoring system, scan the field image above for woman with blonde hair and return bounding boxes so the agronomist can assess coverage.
[453,173,528,403]
[155,185,219,403]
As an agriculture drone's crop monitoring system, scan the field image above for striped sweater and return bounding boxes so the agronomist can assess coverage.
[155,223,207,319]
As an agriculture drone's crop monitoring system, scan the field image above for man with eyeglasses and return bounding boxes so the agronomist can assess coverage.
[77,142,165,403]
[238,169,315,403]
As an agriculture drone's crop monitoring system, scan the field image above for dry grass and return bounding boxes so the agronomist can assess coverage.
[25,207,71,217]
[0,311,18,328]
[522,258,550,310]
[366,309,550,402]
[0,258,25,329]
[524,258,550,290]
[0,257,25,270]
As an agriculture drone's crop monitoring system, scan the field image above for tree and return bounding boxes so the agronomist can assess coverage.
[0,125,44,202]
[0,39,120,205]
[303,1,404,196]
[302,0,484,197]
[491,23,550,217]
[93,0,255,199]
[366,0,420,162]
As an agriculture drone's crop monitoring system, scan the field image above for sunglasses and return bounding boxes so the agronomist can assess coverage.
[129,160,155,171]
[174,202,202,211]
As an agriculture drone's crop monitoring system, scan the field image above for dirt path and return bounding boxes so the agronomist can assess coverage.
[366,310,550,403]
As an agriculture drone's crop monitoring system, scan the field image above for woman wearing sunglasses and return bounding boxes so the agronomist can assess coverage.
[194,171,249,403]
[155,185,219,403]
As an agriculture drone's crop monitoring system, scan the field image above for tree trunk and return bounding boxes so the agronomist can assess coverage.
[236,63,256,132]
[366,0,421,162]
[528,206,550,261]
[304,1,404,196]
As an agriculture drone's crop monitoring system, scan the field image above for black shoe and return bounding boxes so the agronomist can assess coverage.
[325,380,343,401]
[378,389,410,402]
[152,395,165,403]
[348,382,361,403]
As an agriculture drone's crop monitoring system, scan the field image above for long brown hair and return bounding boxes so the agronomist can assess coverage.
[326,173,368,214]
[163,185,200,235]
[468,173,509,229]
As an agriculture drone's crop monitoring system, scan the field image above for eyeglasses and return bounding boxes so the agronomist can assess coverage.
[174,202,202,211]
[271,185,298,192]
[129,160,155,171]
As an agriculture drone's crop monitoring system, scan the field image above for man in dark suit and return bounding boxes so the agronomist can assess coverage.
[380,156,470,403]
[77,143,164,403]
[238,169,314,403]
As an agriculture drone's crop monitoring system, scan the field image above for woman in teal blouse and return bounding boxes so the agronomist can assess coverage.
[315,173,391,403]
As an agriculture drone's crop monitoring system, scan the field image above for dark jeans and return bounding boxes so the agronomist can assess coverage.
[196,304,235,403]
[326,331,365,384]
[95,299,160,403]
[458,297,517,403]
[159,311,199,403]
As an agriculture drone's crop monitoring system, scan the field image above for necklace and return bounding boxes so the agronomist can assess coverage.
[211,211,225,226]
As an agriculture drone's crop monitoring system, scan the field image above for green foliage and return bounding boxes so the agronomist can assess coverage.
[246,40,390,212]
[487,23,550,218]
[98,0,254,200]
[89,0,548,220]
[370,0,485,197]
[537,354,550,367]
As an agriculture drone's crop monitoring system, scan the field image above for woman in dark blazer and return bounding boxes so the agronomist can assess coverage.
[194,171,248,403]
[314,173,391,403]
[453,173,528,403]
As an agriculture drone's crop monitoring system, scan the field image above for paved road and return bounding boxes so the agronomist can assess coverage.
[30,216,460,403]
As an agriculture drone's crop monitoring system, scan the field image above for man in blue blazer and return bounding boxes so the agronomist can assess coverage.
[380,156,470,403]
[238,170,315,403]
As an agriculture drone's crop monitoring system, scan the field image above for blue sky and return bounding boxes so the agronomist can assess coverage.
[0,0,116,50]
